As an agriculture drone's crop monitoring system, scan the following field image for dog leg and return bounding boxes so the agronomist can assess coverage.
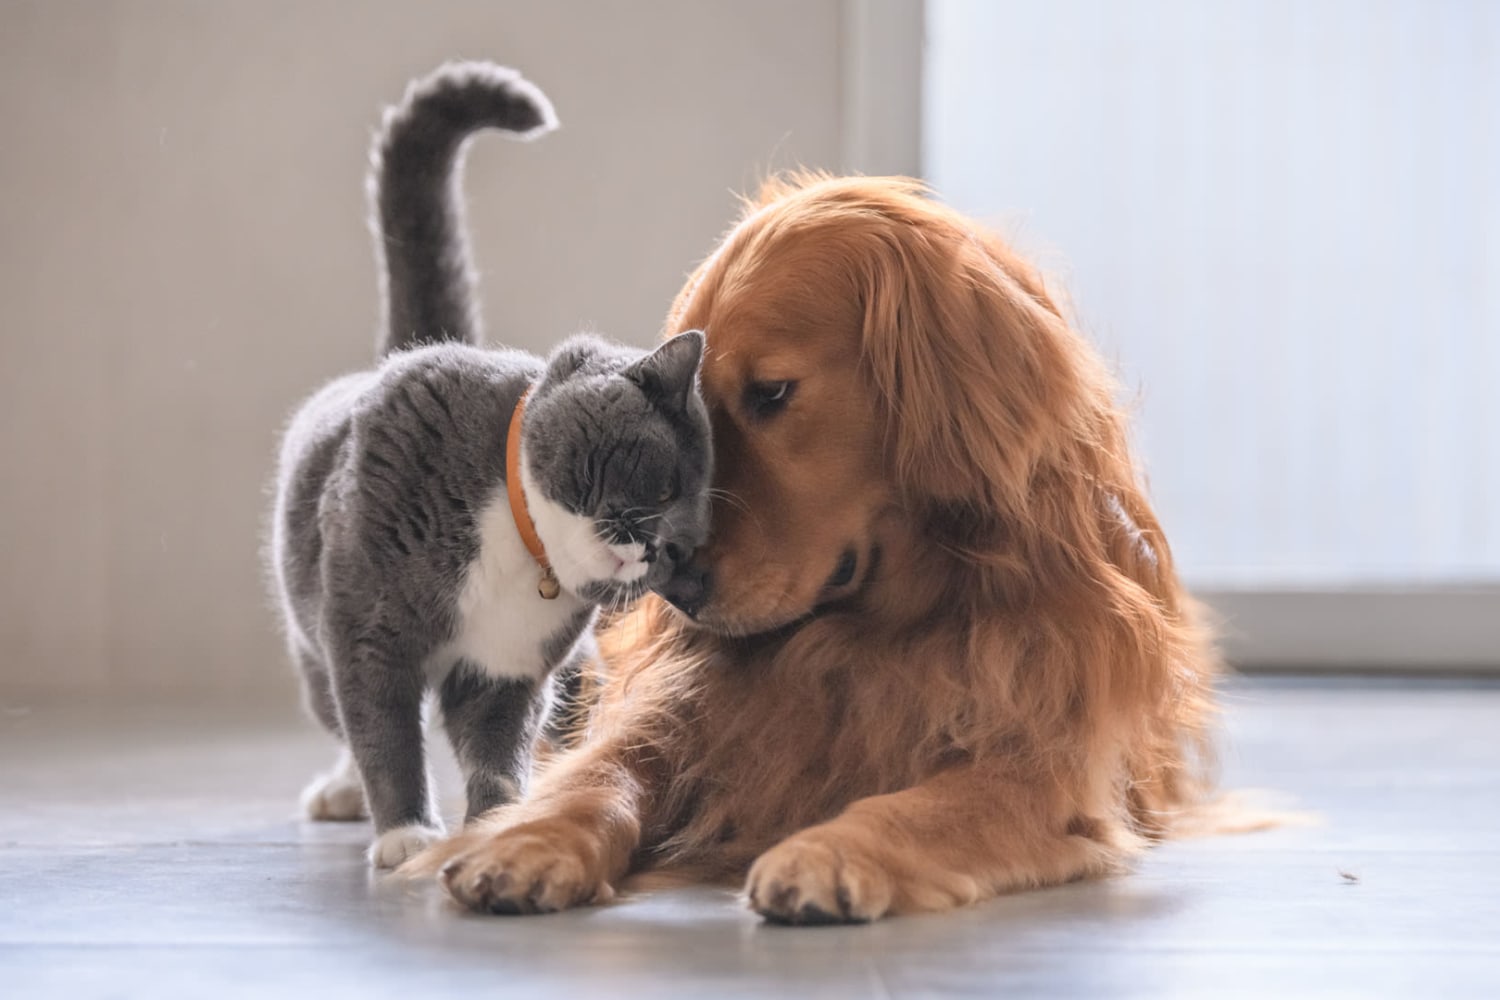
[746,760,1132,924]
[408,741,652,915]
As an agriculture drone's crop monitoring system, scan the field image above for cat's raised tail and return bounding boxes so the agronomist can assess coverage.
[369,61,558,356]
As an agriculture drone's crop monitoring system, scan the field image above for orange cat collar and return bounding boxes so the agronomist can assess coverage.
[506,388,561,600]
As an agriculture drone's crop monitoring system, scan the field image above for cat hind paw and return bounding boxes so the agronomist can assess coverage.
[300,767,367,822]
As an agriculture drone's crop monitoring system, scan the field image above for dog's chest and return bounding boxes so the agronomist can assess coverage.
[435,492,589,682]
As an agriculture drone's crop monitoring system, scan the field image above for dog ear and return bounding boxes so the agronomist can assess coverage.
[860,223,1098,521]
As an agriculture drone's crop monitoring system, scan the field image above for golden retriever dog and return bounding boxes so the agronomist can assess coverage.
[413,173,1217,923]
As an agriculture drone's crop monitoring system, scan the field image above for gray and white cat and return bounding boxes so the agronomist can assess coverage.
[267,63,713,868]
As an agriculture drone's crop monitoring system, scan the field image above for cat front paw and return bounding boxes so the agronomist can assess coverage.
[369,823,445,869]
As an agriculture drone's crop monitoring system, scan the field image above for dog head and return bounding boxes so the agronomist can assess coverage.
[657,175,1108,637]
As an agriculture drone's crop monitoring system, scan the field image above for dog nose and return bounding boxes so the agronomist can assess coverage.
[658,560,711,619]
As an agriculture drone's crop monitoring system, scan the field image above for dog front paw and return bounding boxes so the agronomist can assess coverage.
[747,830,896,925]
[439,824,614,915]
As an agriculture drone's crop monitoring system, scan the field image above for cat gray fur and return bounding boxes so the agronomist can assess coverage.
[267,62,712,868]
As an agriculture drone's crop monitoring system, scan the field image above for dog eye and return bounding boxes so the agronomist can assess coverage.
[744,380,797,420]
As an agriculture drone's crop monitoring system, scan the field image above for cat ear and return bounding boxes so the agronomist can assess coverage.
[624,330,704,412]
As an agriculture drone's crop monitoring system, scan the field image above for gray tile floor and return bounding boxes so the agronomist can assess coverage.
[2,676,1497,999]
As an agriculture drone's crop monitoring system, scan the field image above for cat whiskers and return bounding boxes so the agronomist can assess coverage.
[599,509,663,548]
[707,487,750,516]
[588,526,646,610]
[707,485,774,545]
[599,575,643,618]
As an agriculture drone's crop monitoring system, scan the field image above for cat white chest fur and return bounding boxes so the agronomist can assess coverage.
[435,490,589,682]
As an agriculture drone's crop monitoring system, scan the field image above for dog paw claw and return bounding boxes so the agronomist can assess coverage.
[747,832,893,925]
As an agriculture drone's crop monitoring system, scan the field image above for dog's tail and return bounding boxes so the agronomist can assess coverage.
[1168,788,1315,839]
[368,61,558,356]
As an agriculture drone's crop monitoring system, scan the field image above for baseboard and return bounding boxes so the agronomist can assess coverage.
[1199,587,1500,673]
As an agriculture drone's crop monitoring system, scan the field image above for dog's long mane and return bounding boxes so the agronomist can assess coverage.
[572,174,1217,881]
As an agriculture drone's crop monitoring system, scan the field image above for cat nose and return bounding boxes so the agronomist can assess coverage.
[658,559,711,619]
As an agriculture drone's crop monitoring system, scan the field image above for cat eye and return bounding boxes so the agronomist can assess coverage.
[744,379,797,420]
[657,472,680,505]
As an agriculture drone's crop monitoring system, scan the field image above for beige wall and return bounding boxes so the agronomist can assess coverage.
[0,1,844,700]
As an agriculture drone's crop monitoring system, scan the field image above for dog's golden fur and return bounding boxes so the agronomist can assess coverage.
[411,174,1218,922]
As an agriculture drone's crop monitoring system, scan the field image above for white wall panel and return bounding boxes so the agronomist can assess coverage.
[926,0,1499,588]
